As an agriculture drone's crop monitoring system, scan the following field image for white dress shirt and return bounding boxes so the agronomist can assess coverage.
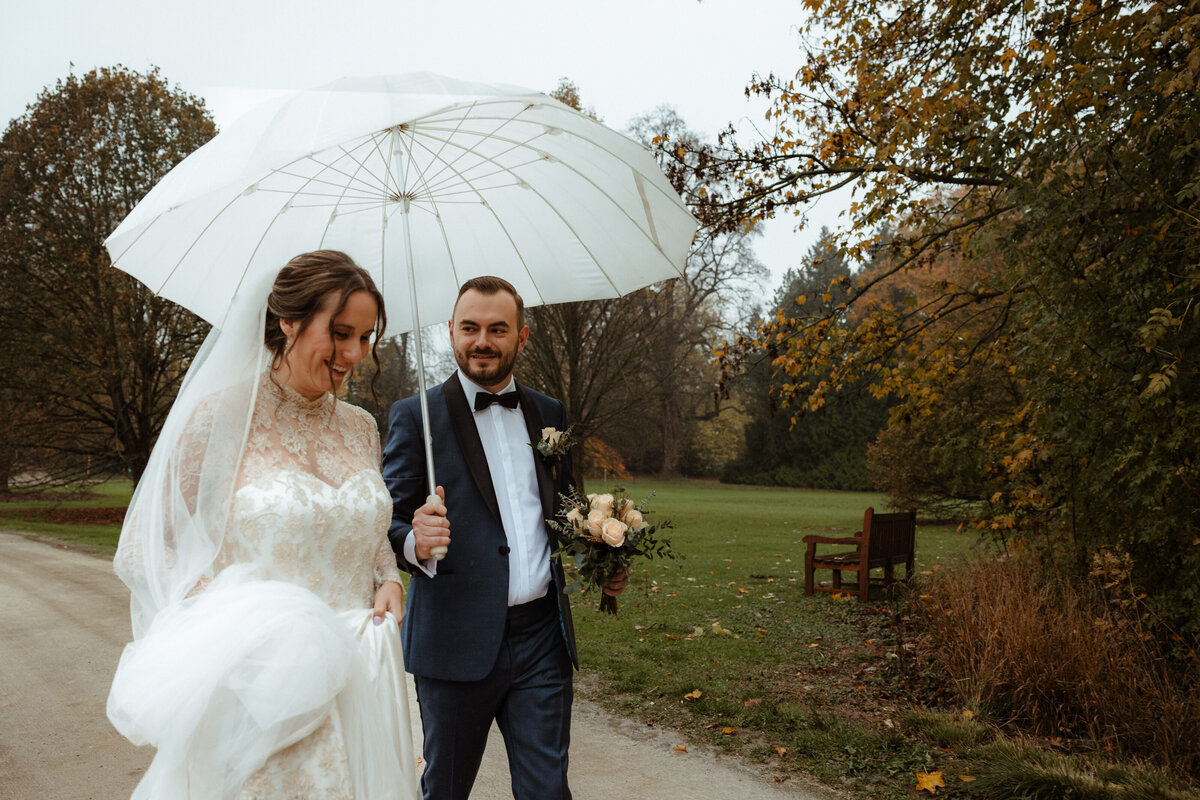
[404,371,551,605]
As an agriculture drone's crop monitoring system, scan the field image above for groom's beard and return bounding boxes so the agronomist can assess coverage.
[454,345,518,388]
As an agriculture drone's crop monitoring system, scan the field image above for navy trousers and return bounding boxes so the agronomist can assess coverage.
[415,593,573,800]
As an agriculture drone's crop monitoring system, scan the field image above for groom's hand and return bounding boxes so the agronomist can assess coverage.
[412,486,450,561]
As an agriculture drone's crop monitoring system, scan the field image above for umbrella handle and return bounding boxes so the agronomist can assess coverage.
[426,493,448,561]
[398,200,444,561]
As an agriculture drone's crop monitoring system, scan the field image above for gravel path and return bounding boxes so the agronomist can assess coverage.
[0,532,834,800]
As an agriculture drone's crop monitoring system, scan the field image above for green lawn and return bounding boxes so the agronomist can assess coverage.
[568,478,984,797]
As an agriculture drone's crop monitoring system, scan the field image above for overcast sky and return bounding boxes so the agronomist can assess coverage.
[1,0,842,288]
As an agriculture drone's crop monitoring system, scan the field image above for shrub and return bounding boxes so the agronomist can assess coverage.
[918,556,1200,778]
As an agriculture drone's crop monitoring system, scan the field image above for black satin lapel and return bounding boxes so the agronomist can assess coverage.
[443,375,502,525]
[517,384,556,523]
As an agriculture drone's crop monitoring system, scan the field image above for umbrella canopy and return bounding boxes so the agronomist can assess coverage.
[105,72,697,332]
[106,72,697,528]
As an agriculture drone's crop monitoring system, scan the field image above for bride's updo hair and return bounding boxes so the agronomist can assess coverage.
[265,250,387,398]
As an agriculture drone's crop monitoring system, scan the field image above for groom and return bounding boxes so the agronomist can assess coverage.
[384,276,597,800]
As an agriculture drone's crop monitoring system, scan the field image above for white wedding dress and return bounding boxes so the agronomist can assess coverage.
[109,376,420,800]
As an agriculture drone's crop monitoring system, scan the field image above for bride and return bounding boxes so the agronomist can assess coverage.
[107,251,420,800]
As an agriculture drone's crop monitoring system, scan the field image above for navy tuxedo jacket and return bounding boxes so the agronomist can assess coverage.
[383,374,578,681]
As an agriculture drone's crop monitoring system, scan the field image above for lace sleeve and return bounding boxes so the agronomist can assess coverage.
[374,538,403,586]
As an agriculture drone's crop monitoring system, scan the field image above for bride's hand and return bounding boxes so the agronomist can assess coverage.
[373,580,405,626]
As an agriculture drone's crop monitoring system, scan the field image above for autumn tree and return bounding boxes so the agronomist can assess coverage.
[518,84,765,479]
[517,294,662,480]
[514,79,658,480]
[689,0,1200,632]
[619,106,767,476]
[857,239,1025,516]
[0,66,216,486]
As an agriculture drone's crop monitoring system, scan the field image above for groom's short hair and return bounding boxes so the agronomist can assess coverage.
[455,276,525,328]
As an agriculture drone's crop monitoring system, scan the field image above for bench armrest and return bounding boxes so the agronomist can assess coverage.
[802,534,864,546]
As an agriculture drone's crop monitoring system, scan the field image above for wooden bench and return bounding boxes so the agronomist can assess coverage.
[803,507,916,602]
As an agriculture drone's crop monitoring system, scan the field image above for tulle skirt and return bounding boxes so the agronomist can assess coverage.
[108,567,420,800]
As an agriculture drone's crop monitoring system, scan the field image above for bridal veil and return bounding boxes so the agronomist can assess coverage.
[107,272,417,800]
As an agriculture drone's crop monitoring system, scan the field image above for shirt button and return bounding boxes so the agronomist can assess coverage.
[499,545,511,556]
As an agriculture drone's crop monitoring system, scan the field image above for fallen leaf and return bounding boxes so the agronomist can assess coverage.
[684,689,702,701]
[808,642,820,648]
[673,745,688,753]
[774,775,788,782]
[915,771,946,794]
[742,698,762,707]
[774,746,787,757]
[665,634,680,640]
[711,622,739,638]
[961,709,975,719]
[958,775,977,782]
[737,587,749,594]
[721,726,737,735]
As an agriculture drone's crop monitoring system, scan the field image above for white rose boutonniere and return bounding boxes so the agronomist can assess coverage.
[530,424,576,479]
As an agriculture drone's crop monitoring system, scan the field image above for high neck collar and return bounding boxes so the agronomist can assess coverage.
[263,372,334,414]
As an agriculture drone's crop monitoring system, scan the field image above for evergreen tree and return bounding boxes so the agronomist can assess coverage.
[723,230,890,489]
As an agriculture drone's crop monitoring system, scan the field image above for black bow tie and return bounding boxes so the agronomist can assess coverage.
[474,391,520,412]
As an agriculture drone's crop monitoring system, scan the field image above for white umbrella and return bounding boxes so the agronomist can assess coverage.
[106,72,697,528]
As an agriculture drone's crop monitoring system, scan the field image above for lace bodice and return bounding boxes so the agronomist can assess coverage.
[212,376,401,611]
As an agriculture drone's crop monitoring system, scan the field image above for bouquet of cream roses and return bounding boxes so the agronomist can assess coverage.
[550,488,674,614]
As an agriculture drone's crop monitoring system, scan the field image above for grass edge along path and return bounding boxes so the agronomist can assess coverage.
[0,480,130,552]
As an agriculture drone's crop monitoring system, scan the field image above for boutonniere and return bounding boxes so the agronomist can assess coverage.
[531,425,576,478]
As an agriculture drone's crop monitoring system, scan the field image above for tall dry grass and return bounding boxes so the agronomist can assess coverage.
[919,555,1200,779]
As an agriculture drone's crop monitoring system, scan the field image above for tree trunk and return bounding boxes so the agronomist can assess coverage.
[0,393,13,492]
[659,393,681,477]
